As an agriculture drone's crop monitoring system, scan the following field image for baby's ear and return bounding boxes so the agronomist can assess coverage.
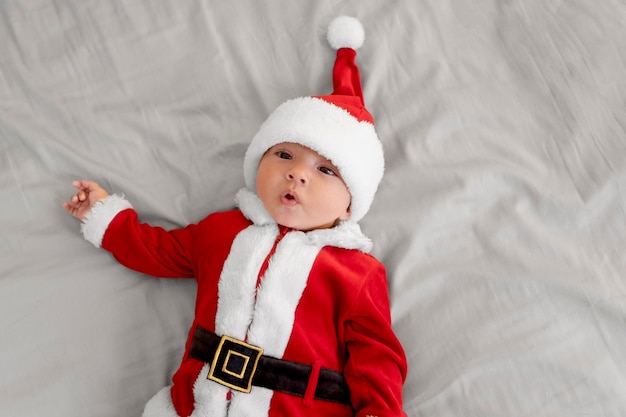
[338,206,351,221]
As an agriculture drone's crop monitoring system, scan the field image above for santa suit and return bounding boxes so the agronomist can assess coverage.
[82,188,407,417]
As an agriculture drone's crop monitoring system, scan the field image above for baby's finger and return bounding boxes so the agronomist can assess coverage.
[62,201,76,212]
[81,180,100,192]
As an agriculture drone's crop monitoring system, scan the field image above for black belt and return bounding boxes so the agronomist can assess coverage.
[188,325,351,405]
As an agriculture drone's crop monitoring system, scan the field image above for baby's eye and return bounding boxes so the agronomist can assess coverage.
[318,166,336,176]
[276,151,292,159]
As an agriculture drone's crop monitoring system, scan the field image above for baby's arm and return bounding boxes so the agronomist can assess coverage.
[63,180,111,221]
[63,179,196,278]
[344,267,408,417]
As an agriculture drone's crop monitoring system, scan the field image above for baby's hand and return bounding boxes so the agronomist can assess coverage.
[63,180,110,221]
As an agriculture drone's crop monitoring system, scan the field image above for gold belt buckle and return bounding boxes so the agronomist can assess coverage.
[207,335,264,393]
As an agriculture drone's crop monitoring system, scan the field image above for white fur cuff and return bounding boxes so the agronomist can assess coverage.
[80,194,133,248]
[142,386,179,417]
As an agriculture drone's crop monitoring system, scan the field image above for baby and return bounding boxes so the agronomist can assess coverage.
[64,16,407,417]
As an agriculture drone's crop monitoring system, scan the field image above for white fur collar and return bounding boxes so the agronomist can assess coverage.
[235,188,373,253]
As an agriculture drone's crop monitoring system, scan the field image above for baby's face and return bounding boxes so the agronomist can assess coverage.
[256,142,351,231]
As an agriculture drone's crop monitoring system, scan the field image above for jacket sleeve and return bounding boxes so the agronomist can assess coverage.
[80,194,198,278]
[343,263,408,417]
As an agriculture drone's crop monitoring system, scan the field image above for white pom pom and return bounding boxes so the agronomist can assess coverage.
[327,16,365,50]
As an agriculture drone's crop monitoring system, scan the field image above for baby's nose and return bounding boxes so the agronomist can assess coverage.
[287,169,308,184]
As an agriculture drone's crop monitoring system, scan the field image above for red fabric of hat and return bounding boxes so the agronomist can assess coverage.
[315,48,374,124]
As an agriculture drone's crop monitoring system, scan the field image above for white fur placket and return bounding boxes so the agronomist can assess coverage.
[226,231,320,417]
[190,222,280,417]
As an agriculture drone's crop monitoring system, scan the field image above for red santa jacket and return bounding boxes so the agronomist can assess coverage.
[81,188,407,417]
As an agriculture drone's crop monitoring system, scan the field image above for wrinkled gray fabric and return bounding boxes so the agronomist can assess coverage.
[1,1,625,416]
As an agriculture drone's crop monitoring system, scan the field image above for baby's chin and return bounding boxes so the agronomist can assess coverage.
[276,219,338,232]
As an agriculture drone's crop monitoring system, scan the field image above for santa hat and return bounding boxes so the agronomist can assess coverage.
[243,16,384,223]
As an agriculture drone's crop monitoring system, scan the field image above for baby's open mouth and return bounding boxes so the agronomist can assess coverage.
[281,192,298,204]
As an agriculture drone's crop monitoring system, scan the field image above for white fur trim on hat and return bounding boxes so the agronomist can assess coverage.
[243,97,384,223]
[327,16,365,50]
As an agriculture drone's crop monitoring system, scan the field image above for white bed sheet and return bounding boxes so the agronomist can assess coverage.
[1,1,626,416]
